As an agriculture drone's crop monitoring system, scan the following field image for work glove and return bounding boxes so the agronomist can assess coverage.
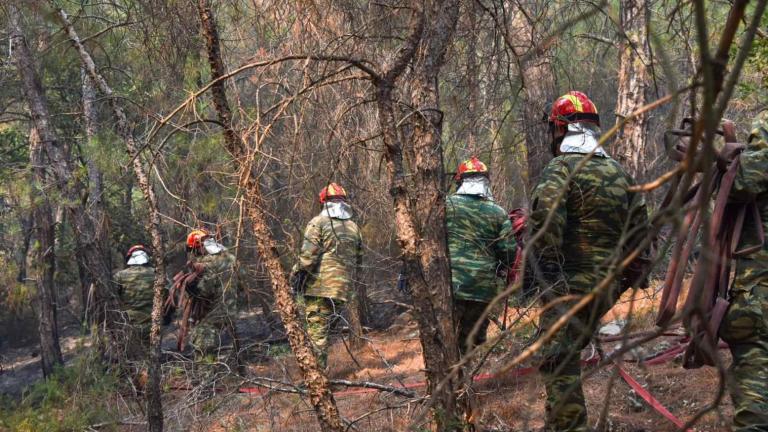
[290,270,308,297]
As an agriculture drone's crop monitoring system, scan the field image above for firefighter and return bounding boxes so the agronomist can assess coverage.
[290,183,363,368]
[715,113,768,431]
[528,91,649,431]
[114,245,155,365]
[447,157,517,355]
[184,229,238,360]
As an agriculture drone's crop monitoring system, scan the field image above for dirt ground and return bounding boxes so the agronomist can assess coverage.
[195,288,735,432]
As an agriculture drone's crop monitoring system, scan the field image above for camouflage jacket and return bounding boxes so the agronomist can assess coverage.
[294,213,362,301]
[114,265,155,325]
[529,153,648,293]
[729,115,768,293]
[194,251,237,300]
[447,194,517,303]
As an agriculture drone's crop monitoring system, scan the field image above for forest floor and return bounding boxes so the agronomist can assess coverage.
[178,287,734,431]
[1,287,736,431]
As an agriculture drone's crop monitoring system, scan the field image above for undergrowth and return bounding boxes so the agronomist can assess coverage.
[0,352,122,432]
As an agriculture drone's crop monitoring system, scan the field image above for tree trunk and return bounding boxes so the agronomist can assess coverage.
[511,8,557,188]
[346,278,367,348]
[375,1,467,429]
[16,211,33,283]
[78,68,113,322]
[614,0,651,178]
[51,5,166,431]
[28,128,64,377]
[9,3,64,378]
[195,2,343,430]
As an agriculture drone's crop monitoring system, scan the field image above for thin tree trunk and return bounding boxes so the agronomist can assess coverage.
[77,68,112,322]
[346,278,367,348]
[195,1,343,430]
[614,0,651,178]
[9,3,64,378]
[50,5,166,431]
[28,128,64,377]
[16,211,33,283]
[375,1,467,429]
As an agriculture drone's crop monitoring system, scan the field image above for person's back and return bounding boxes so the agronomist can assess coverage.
[447,194,514,302]
[195,250,236,299]
[529,91,649,432]
[531,153,642,288]
[300,213,361,302]
[446,157,516,355]
[114,245,156,365]
[115,265,155,325]
[292,183,363,368]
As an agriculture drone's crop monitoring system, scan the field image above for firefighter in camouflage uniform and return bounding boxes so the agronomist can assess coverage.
[114,245,155,361]
[185,229,239,359]
[291,183,363,368]
[528,91,649,431]
[447,157,517,355]
[718,112,768,431]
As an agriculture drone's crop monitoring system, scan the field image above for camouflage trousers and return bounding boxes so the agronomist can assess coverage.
[454,299,491,355]
[538,279,620,432]
[190,290,238,360]
[720,281,768,431]
[303,296,344,369]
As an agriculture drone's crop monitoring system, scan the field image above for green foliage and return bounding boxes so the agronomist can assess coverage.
[0,355,121,432]
[266,342,292,358]
[0,254,31,312]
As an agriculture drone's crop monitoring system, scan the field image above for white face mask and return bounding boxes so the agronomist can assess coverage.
[203,237,226,255]
[127,250,150,266]
[456,176,494,200]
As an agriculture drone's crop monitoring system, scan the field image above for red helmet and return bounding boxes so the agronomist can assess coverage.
[126,244,149,260]
[549,91,600,127]
[186,229,210,250]
[319,183,347,204]
[454,156,489,181]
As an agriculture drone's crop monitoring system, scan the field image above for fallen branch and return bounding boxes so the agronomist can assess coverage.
[241,376,417,398]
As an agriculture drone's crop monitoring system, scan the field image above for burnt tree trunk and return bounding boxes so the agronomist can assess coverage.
[9,4,64,377]
[52,5,167,431]
[196,1,343,430]
[614,0,651,178]
[375,1,467,429]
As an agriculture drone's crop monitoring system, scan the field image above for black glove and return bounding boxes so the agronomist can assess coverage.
[290,270,308,296]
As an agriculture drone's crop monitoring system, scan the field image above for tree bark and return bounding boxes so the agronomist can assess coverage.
[50,5,166,431]
[195,1,343,430]
[375,1,467,429]
[28,129,64,377]
[511,8,557,188]
[614,0,651,178]
[9,3,64,378]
